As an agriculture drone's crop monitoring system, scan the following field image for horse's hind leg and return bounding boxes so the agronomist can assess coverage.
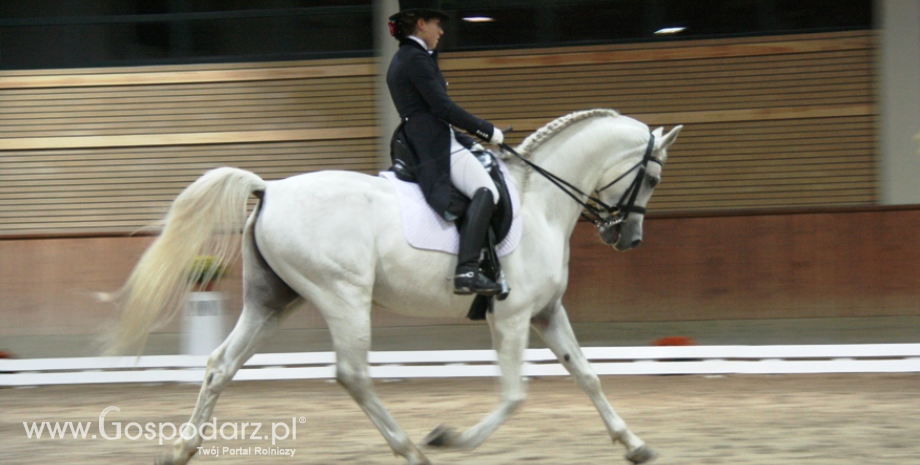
[317,289,431,465]
[531,301,656,464]
[158,304,295,465]
[157,236,299,465]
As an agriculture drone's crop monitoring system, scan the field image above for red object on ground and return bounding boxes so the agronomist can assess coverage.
[652,336,696,346]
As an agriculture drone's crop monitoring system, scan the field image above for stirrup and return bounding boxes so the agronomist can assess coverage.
[495,269,511,301]
[454,270,501,296]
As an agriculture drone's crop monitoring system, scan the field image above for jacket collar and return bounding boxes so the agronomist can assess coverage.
[399,38,439,60]
[407,35,428,51]
[401,37,431,52]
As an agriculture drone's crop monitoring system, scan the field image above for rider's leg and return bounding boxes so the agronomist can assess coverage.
[453,187,501,295]
[449,140,500,204]
[531,300,656,464]
[450,146,501,295]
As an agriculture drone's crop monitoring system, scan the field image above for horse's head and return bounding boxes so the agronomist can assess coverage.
[596,125,682,251]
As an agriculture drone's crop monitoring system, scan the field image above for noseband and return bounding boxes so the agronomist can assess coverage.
[500,132,660,230]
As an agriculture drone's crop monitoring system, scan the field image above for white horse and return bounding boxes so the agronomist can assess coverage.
[108,109,682,465]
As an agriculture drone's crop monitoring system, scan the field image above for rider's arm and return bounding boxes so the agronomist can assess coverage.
[406,53,496,142]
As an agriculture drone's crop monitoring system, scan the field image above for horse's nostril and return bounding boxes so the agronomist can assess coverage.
[632,239,642,248]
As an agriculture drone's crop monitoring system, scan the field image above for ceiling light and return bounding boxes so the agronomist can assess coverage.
[654,27,686,35]
[463,16,495,23]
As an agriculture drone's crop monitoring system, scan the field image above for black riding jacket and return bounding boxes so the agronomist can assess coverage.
[386,38,496,220]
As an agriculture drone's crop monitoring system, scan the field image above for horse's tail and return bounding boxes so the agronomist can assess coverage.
[104,167,266,355]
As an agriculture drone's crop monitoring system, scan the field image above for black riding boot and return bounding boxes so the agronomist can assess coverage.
[454,188,502,296]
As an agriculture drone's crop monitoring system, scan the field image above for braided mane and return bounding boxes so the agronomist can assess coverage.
[499,109,621,203]
[514,109,620,157]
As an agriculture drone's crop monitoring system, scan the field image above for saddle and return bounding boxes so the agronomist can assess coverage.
[390,124,513,320]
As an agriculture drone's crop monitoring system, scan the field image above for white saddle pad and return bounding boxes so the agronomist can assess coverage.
[380,159,522,257]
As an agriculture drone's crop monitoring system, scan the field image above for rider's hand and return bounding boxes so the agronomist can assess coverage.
[489,127,504,146]
[471,143,485,152]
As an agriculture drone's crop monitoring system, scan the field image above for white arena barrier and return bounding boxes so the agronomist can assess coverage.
[1,344,919,387]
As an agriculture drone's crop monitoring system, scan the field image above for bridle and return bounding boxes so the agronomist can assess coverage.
[499,132,660,230]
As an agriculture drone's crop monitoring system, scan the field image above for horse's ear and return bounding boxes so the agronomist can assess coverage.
[659,125,683,149]
[652,127,664,138]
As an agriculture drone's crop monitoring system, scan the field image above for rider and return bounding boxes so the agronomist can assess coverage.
[386,7,504,296]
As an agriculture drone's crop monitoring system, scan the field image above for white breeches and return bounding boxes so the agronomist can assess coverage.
[450,129,499,204]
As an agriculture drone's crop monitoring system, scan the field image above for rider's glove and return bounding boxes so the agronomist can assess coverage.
[489,128,504,146]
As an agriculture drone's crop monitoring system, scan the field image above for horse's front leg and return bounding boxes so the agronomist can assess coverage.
[531,301,656,464]
[322,298,431,465]
[424,308,531,450]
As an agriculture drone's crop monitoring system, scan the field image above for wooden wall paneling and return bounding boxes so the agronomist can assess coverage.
[439,31,876,213]
[442,33,874,118]
[0,31,877,235]
[0,59,376,88]
[0,78,377,138]
[0,138,379,234]
[650,115,876,210]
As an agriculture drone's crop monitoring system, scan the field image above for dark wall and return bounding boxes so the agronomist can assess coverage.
[565,206,920,322]
[4,206,919,339]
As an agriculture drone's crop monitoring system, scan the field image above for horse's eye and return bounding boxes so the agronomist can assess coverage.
[647,176,660,188]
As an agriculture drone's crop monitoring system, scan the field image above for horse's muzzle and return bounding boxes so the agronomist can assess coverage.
[600,219,643,251]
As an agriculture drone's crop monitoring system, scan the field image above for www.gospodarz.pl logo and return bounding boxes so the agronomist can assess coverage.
[23,406,302,457]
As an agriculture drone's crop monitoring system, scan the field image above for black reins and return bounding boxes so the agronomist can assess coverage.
[499,132,660,229]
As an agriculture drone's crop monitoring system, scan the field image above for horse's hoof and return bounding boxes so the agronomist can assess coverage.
[423,424,458,448]
[625,445,658,464]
